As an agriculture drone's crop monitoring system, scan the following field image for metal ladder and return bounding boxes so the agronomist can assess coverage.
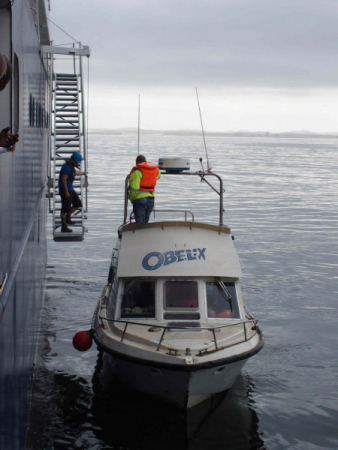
[44,44,90,241]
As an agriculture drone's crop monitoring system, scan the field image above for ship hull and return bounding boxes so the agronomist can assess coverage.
[0,1,50,448]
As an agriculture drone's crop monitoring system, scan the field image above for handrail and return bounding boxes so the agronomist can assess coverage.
[97,315,258,355]
[130,209,195,223]
[153,209,195,222]
[124,170,224,226]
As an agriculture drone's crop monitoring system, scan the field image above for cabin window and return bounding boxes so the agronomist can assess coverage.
[164,281,198,309]
[120,279,155,318]
[163,281,200,320]
[206,282,240,319]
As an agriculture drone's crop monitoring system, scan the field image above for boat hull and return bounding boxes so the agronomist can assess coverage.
[104,350,247,408]
[93,330,259,409]
[92,276,264,409]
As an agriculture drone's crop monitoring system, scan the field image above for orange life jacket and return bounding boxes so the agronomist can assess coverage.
[129,162,159,192]
[217,310,231,318]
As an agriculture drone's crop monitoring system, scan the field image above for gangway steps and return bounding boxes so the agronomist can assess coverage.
[55,145,81,149]
[55,128,80,131]
[56,103,79,106]
[56,119,79,123]
[50,71,88,242]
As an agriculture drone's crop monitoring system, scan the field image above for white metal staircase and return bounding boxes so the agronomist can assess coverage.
[44,45,90,241]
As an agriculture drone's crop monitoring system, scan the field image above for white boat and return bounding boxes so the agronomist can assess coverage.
[92,160,264,408]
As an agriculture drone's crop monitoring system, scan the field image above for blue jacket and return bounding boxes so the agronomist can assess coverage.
[58,161,75,192]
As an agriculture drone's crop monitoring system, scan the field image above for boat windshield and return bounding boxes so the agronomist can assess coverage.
[164,281,198,309]
[120,279,156,318]
[163,281,200,320]
[206,282,240,319]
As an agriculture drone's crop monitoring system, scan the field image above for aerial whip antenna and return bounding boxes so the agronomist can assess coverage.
[195,87,211,171]
[137,95,140,155]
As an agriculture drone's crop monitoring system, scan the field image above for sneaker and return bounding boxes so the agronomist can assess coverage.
[66,217,76,225]
[61,224,73,233]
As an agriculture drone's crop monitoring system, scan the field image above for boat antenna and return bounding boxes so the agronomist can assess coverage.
[196,87,211,171]
[137,95,140,155]
[199,157,206,172]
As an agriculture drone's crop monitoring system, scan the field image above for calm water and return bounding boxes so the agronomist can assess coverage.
[26,135,338,450]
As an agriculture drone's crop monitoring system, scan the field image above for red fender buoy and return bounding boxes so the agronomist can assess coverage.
[73,330,93,352]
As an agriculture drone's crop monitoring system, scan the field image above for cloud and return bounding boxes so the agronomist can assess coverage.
[50,0,338,89]
[49,0,338,131]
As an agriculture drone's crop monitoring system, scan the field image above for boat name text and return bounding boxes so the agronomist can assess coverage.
[142,248,206,271]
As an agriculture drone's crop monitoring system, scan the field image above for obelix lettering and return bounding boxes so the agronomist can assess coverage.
[142,248,206,271]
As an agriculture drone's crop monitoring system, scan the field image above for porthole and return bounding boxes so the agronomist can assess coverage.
[150,368,162,376]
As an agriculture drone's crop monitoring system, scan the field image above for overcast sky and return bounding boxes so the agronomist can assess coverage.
[49,0,338,132]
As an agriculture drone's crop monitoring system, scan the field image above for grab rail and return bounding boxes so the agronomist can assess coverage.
[153,209,195,222]
[130,209,195,223]
[97,315,259,355]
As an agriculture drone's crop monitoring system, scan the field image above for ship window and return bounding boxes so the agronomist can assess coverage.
[164,281,198,309]
[206,282,240,319]
[120,279,155,318]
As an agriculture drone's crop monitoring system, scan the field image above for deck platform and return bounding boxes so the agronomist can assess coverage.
[53,227,85,241]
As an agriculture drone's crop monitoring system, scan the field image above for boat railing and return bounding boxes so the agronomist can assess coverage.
[244,305,255,319]
[154,209,195,222]
[97,316,259,355]
[130,209,195,223]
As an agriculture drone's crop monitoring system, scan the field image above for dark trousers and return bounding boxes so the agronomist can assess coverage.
[133,197,154,223]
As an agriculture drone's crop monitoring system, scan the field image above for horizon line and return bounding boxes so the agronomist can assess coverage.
[87,127,338,136]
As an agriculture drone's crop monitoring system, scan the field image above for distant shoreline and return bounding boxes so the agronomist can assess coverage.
[88,128,338,139]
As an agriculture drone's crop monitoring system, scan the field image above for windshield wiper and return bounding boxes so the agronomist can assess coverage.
[218,280,233,311]
[122,278,139,296]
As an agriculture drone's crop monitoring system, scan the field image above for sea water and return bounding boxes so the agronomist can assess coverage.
[25,134,338,450]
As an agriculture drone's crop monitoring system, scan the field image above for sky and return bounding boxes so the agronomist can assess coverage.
[49,0,338,132]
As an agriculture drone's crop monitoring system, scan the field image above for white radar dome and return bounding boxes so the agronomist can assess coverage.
[158,158,190,172]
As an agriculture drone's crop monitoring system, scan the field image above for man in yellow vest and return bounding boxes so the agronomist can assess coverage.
[128,155,161,223]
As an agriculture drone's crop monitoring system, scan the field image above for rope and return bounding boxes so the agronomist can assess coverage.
[47,18,80,44]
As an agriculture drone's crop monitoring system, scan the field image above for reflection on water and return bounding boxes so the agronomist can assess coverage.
[26,350,265,450]
[92,352,265,450]
[26,135,338,449]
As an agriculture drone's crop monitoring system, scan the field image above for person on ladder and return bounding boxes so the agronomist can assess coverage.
[59,152,87,232]
[128,155,161,224]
